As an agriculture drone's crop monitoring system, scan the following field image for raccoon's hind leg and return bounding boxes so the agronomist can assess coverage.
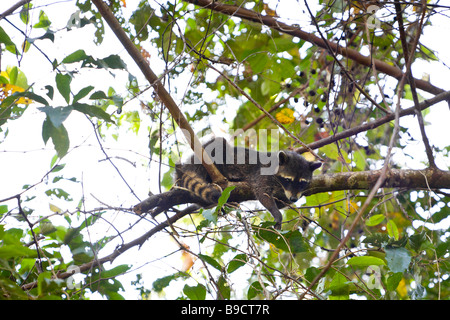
[176,171,223,204]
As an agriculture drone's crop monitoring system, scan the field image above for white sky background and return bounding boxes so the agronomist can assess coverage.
[0,0,449,299]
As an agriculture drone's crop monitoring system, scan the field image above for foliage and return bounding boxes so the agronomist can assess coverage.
[0,0,449,300]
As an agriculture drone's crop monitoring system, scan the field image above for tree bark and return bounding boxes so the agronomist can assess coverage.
[306,167,450,195]
[134,167,450,215]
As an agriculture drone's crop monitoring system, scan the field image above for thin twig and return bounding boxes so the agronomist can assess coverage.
[394,0,436,168]
[294,89,450,153]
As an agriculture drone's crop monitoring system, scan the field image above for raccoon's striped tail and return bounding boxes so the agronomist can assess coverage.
[176,172,222,204]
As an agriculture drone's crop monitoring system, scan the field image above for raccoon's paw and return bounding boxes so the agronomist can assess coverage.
[274,221,282,230]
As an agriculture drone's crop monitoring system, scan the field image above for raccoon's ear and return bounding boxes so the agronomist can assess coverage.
[277,151,289,165]
[309,161,322,171]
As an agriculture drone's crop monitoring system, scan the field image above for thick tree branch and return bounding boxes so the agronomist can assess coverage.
[183,0,445,96]
[134,167,450,216]
[23,167,448,291]
[307,167,450,195]
[91,0,227,186]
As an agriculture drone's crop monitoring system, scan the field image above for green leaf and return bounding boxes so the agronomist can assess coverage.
[38,106,73,128]
[183,284,206,300]
[9,67,18,85]
[429,205,450,224]
[198,254,222,271]
[385,247,411,273]
[45,85,54,99]
[89,91,109,99]
[20,3,32,24]
[386,272,403,291]
[0,245,37,259]
[217,274,231,299]
[362,233,390,247]
[217,186,235,208]
[33,10,51,29]
[436,240,449,259]
[42,117,70,158]
[212,186,236,217]
[55,73,72,104]
[152,272,185,292]
[387,220,399,240]
[0,278,30,299]
[329,272,350,298]
[304,267,320,283]
[0,205,8,216]
[365,214,385,227]
[72,103,113,123]
[0,26,16,47]
[247,53,269,74]
[98,54,127,70]
[227,253,247,273]
[347,256,386,267]
[247,281,268,300]
[73,86,94,103]
[257,225,309,253]
[269,36,298,53]
[288,230,309,253]
[62,49,90,64]
[37,271,64,297]
[15,91,49,106]
[93,264,130,280]
[201,208,217,225]
[39,219,57,235]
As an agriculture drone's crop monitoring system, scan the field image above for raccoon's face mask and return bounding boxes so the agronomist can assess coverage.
[275,151,322,203]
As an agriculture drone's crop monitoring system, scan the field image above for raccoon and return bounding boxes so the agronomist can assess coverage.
[173,137,321,229]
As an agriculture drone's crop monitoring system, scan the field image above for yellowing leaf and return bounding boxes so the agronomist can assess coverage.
[180,243,195,272]
[365,214,385,227]
[345,200,358,214]
[0,83,32,104]
[263,4,278,17]
[302,152,315,162]
[397,278,407,297]
[49,203,62,213]
[275,108,295,124]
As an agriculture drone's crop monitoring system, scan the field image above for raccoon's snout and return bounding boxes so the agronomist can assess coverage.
[285,190,300,203]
